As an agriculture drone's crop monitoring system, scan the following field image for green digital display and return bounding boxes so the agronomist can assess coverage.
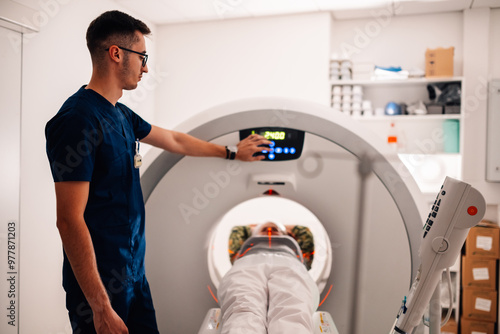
[252,130,286,140]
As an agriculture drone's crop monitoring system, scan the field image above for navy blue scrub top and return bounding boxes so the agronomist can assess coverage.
[45,86,152,291]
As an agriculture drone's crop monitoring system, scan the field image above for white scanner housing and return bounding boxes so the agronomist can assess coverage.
[140,97,428,333]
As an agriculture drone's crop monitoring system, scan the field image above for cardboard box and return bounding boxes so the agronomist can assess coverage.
[460,317,495,334]
[462,289,498,322]
[425,47,454,77]
[462,256,498,290]
[441,317,458,334]
[465,226,500,259]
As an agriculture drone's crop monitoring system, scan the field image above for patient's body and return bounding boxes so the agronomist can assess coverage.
[218,222,319,334]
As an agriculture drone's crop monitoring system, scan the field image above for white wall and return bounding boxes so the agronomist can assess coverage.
[490,9,500,78]
[330,10,463,75]
[154,12,331,128]
[18,1,156,333]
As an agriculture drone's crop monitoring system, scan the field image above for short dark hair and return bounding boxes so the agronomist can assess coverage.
[86,10,151,64]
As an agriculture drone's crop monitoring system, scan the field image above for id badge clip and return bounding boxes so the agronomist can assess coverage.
[134,138,142,169]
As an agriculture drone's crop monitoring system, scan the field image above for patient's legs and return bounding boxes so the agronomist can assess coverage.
[267,254,319,334]
[218,254,269,334]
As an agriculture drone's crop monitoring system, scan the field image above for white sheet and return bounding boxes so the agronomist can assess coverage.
[218,251,319,334]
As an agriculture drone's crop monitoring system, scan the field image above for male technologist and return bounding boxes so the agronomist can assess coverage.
[45,10,270,334]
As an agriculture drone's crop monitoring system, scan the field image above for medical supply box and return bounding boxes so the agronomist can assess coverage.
[462,289,498,322]
[464,225,500,259]
[460,222,500,333]
[425,47,454,77]
[460,317,495,334]
[462,256,498,290]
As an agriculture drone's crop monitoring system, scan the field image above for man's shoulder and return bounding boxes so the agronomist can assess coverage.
[47,88,99,130]
[61,87,99,115]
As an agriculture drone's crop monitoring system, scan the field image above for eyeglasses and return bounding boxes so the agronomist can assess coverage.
[106,46,148,67]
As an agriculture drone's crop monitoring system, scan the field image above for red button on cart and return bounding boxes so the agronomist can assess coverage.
[467,206,478,216]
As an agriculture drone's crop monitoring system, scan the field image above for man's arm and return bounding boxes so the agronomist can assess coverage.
[54,181,128,334]
[141,125,270,161]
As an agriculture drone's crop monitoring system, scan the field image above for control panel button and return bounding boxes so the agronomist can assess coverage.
[467,206,478,216]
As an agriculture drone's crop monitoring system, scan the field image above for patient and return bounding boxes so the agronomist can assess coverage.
[218,222,319,334]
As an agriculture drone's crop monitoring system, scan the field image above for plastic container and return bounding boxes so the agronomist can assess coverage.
[332,86,342,95]
[443,119,460,153]
[385,102,402,116]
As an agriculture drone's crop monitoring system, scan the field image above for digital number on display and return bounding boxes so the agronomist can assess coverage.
[252,130,286,140]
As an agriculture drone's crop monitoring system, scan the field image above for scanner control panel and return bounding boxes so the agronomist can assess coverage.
[239,127,305,161]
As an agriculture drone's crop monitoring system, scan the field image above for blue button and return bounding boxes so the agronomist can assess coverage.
[268,153,275,160]
[290,147,296,154]
[261,150,268,154]
[269,148,275,153]
[283,147,289,154]
[275,147,282,154]
[269,141,275,147]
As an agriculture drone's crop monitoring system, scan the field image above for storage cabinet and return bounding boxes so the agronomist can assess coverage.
[330,77,468,330]
[330,77,464,194]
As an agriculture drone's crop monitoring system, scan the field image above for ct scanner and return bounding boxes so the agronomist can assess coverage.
[140,97,429,334]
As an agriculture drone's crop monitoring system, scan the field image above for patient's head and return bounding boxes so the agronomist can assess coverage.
[253,222,287,236]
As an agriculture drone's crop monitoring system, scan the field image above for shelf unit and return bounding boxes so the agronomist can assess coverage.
[351,114,461,121]
[331,76,463,86]
[330,76,466,325]
[330,76,465,195]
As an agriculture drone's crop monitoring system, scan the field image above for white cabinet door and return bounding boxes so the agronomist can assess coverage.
[486,80,500,182]
[0,25,22,334]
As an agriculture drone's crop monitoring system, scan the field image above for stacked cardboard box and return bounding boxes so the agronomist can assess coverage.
[461,222,499,334]
[425,47,454,77]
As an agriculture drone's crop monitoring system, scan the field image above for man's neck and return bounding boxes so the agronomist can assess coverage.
[86,72,122,106]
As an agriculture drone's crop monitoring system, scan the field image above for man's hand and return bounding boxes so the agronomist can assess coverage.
[93,305,129,334]
[236,134,272,161]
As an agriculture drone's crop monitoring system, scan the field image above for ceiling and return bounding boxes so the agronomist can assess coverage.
[10,0,500,25]
[110,0,500,25]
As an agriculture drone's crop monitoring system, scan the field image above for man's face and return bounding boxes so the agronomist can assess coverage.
[120,31,148,90]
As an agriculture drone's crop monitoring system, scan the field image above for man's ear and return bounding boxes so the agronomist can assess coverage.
[107,45,121,64]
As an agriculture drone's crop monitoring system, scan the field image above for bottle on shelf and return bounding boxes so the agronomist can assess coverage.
[387,122,398,152]
[387,122,407,153]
